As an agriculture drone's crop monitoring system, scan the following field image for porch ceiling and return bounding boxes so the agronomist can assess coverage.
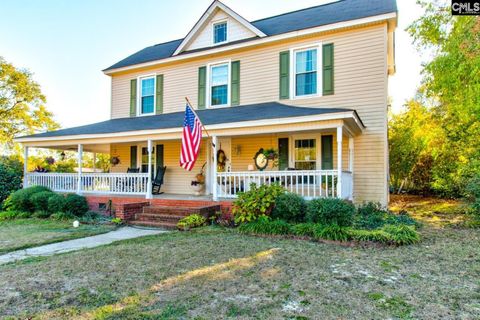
[14,102,365,147]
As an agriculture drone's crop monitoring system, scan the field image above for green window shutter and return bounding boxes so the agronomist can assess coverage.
[198,66,206,109]
[231,61,240,106]
[279,51,290,100]
[130,146,137,169]
[278,138,289,170]
[130,79,137,117]
[155,144,164,176]
[321,135,333,170]
[155,74,164,114]
[322,43,334,95]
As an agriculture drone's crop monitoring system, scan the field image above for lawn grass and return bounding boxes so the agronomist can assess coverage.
[0,222,479,319]
[0,219,116,254]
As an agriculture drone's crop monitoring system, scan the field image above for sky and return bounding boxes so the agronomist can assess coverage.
[0,0,424,129]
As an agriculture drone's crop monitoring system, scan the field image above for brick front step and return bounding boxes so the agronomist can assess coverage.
[135,213,184,223]
[129,220,178,229]
[142,205,220,217]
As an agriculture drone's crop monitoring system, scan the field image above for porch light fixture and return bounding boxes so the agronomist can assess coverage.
[60,151,66,161]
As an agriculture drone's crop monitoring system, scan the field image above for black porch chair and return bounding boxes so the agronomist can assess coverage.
[127,167,140,173]
[152,166,167,195]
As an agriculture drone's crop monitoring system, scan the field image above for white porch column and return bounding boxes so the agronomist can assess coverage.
[349,137,354,172]
[23,146,29,188]
[77,144,83,194]
[146,139,153,199]
[337,126,343,198]
[212,135,218,201]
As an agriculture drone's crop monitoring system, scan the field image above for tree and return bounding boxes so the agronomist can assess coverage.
[0,156,23,206]
[395,1,480,197]
[0,57,58,147]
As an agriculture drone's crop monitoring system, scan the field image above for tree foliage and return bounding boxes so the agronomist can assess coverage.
[389,1,480,197]
[0,57,58,146]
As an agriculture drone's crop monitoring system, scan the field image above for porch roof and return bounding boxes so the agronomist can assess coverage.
[16,102,365,142]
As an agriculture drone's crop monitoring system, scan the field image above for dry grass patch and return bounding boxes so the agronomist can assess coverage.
[0,219,115,254]
[0,225,479,319]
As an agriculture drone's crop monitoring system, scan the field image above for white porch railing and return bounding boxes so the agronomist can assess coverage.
[216,170,353,200]
[26,172,149,195]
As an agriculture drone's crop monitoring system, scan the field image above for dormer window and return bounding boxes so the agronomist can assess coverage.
[213,21,227,44]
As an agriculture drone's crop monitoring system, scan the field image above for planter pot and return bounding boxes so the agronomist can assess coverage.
[191,183,205,196]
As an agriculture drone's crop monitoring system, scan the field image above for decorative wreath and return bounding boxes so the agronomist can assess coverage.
[217,149,227,171]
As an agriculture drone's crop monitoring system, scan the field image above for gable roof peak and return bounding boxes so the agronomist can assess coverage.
[172,0,266,56]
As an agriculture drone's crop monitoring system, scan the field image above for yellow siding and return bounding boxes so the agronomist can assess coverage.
[109,23,389,205]
[110,140,207,195]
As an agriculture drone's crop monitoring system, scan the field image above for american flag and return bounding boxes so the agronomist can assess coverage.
[180,103,202,171]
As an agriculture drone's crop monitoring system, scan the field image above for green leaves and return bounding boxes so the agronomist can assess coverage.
[0,57,58,146]
[232,183,285,224]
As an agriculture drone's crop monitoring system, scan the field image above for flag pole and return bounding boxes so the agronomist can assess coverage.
[185,97,215,147]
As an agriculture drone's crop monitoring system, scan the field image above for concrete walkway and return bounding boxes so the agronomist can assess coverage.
[0,226,166,265]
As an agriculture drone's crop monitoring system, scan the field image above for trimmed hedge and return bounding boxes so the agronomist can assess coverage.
[272,193,307,223]
[4,186,52,212]
[306,198,355,227]
[47,194,67,213]
[238,217,291,235]
[30,191,55,212]
[64,194,89,217]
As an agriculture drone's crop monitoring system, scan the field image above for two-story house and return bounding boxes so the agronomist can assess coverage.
[16,0,397,223]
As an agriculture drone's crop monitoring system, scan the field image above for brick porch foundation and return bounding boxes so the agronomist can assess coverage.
[86,195,233,221]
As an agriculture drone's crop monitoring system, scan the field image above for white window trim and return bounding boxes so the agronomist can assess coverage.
[212,19,228,46]
[289,133,321,169]
[206,60,231,109]
[289,42,323,99]
[137,74,156,117]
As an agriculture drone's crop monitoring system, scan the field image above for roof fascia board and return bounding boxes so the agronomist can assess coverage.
[172,0,266,56]
[15,111,363,144]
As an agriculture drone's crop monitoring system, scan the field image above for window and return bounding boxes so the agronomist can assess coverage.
[295,48,318,96]
[139,76,155,115]
[213,21,227,44]
[141,147,155,174]
[294,139,316,170]
[210,63,229,106]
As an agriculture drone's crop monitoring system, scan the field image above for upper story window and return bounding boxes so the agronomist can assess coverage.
[213,21,227,44]
[210,63,229,107]
[139,76,155,115]
[294,48,318,97]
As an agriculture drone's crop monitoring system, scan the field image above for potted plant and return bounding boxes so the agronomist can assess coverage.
[191,163,206,196]
[263,148,278,160]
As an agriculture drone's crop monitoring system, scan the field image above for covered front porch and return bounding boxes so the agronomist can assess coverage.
[16,103,364,202]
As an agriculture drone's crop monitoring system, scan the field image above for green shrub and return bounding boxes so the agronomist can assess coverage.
[384,211,420,228]
[51,212,75,220]
[291,223,318,237]
[306,198,355,227]
[313,224,351,242]
[79,211,102,224]
[33,210,52,219]
[177,214,206,230]
[349,229,392,243]
[64,194,89,217]
[48,194,67,213]
[354,202,387,230]
[0,157,23,207]
[232,183,285,224]
[272,192,307,223]
[0,211,21,220]
[5,186,52,212]
[111,217,124,225]
[30,191,55,212]
[382,224,420,245]
[466,174,480,215]
[237,217,291,235]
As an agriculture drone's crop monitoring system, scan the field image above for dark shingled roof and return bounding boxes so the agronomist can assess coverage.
[105,0,397,71]
[19,102,361,139]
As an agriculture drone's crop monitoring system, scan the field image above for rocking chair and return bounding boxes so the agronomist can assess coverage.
[152,166,167,195]
[127,167,140,173]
